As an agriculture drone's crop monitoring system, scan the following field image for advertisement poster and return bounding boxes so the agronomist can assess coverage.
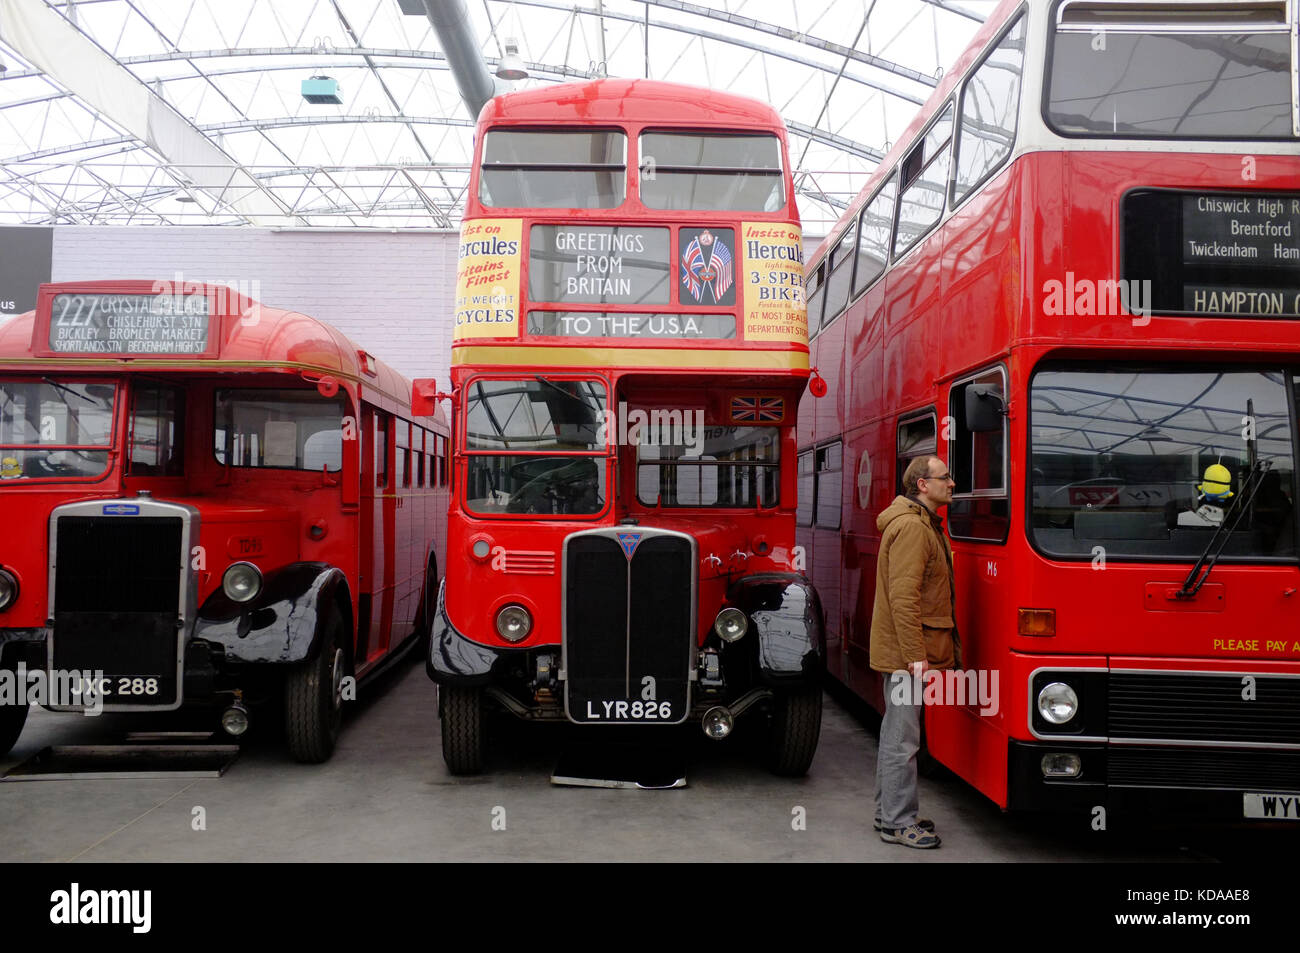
[740,222,806,343]
[453,218,522,340]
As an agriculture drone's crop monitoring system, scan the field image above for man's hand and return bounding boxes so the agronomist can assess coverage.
[908,660,929,678]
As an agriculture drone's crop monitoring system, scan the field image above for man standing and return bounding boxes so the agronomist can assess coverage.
[870,455,959,849]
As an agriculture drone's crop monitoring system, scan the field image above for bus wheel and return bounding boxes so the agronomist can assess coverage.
[764,687,822,777]
[284,612,346,764]
[440,685,485,775]
[0,696,28,758]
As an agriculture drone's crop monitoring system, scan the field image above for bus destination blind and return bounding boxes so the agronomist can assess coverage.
[1122,190,1300,318]
[48,293,212,354]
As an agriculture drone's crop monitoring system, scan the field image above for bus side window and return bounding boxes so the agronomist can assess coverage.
[814,441,842,530]
[895,411,937,495]
[395,419,410,489]
[129,382,185,476]
[952,12,1026,205]
[375,413,389,488]
[796,450,815,526]
[948,370,1010,542]
[438,434,449,488]
[805,262,826,340]
[416,428,426,488]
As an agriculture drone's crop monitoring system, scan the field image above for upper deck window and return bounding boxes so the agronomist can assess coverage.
[638,132,785,212]
[479,129,627,209]
[1047,1,1296,139]
[0,379,115,480]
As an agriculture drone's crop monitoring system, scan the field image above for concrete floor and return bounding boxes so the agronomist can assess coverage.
[1,655,1295,862]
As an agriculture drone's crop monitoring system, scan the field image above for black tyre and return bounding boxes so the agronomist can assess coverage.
[284,611,346,763]
[765,687,823,777]
[0,697,28,758]
[440,685,485,775]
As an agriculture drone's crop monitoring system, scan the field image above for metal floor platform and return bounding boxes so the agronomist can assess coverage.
[3,732,239,781]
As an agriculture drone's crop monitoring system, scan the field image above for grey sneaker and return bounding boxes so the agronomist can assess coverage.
[880,823,941,848]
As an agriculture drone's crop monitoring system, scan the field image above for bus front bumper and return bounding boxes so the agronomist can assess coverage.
[1008,739,1300,820]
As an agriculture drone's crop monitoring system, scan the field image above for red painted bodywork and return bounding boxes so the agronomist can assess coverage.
[801,0,1300,808]
[441,79,810,665]
[0,280,448,681]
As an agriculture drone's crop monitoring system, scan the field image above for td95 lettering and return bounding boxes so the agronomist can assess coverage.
[580,699,673,722]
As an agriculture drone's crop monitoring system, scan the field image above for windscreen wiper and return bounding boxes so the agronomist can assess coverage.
[42,377,93,403]
[1176,460,1271,599]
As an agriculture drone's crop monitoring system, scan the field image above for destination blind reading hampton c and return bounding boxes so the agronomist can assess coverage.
[1123,190,1300,318]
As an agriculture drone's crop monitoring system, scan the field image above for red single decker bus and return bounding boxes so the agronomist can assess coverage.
[414,78,824,776]
[0,280,448,763]
[803,0,1300,818]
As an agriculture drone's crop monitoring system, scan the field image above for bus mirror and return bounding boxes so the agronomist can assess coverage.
[965,384,1004,432]
[316,376,339,398]
[412,379,440,417]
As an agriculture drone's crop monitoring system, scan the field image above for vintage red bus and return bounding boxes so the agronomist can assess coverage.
[0,280,448,763]
[414,78,824,776]
[803,0,1300,817]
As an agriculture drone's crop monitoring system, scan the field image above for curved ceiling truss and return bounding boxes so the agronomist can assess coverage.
[0,0,995,232]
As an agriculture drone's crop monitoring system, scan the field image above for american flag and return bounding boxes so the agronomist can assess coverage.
[731,395,785,423]
[681,234,733,303]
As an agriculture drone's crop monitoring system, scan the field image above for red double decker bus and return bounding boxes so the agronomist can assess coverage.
[0,280,448,762]
[415,78,824,776]
[804,0,1300,817]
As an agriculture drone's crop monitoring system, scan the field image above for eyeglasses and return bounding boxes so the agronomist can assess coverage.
[922,471,955,483]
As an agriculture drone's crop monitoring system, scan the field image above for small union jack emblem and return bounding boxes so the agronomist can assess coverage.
[616,532,643,559]
[730,395,785,424]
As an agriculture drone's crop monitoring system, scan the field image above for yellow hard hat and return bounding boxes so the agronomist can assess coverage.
[1198,463,1233,500]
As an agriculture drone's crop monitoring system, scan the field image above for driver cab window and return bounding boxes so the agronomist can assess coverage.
[129,382,185,476]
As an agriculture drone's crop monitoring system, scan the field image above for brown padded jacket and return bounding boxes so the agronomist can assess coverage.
[869,495,960,673]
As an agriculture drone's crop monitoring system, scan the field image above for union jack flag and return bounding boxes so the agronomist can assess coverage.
[730,395,785,423]
[680,232,733,303]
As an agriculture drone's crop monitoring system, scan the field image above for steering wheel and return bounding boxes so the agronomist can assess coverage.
[506,460,595,514]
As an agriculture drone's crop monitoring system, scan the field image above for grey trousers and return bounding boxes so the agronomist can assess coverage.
[873,671,922,830]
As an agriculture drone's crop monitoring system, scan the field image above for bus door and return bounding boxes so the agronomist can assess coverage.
[360,406,395,664]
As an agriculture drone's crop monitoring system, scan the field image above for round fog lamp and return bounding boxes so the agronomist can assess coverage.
[495,604,532,642]
[0,569,17,611]
[222,562,262,603]
[1041,752,1082,778]
[713,607,749,643]
[701,706,733,740]
[221,703,250,737]
[1037,682,1079,725]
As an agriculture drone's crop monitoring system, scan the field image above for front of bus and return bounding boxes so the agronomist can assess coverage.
[0,281,366,762]
[1007,0,1300,817]
[424,79,824,775]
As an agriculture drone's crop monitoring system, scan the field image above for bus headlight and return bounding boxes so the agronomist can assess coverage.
[1037,682,1079,725]
[495,604,532,642]
[713,608,749,643]
[0,569,17,610]
[222,562,262,603]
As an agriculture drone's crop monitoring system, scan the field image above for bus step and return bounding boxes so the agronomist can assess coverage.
[550,743,687,789]
[2,742,240,781]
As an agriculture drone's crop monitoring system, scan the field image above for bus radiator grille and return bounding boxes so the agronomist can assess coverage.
[1109,672,1300,746]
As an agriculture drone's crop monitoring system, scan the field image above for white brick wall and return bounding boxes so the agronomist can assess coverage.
[52,227,459,387]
